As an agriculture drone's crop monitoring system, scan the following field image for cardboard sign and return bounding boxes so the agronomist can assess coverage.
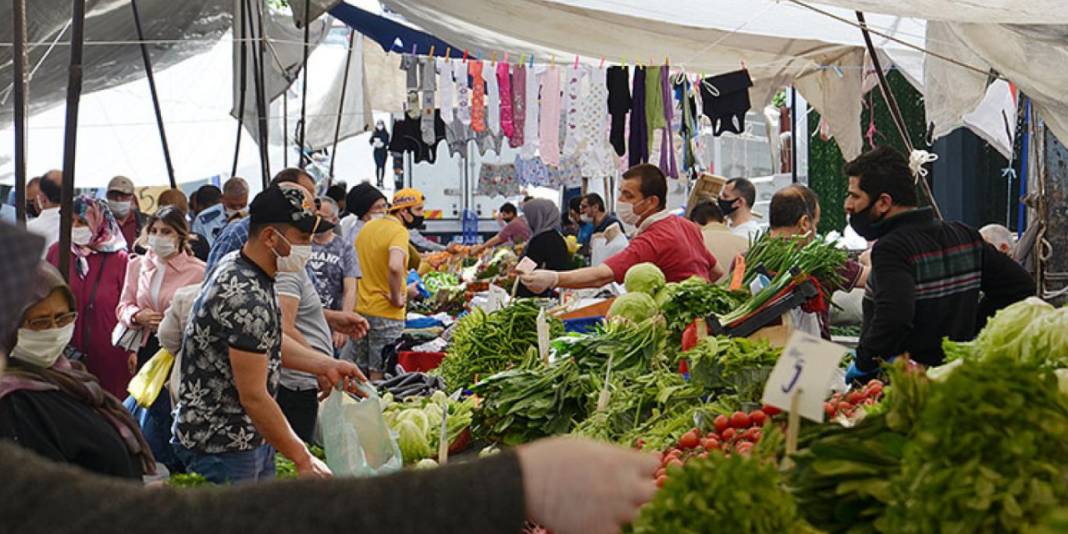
[515,257,537,275]
[536,306,551,365]
[761,331,849,423]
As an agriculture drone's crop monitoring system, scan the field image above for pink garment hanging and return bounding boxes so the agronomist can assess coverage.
[510,65,527,148]
[497,62,514,138]
[470,60,486,132]
[539,66,562,167]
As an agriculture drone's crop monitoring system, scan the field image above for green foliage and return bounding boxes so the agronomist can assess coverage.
[657,276,747,339]
[680,335,781,404]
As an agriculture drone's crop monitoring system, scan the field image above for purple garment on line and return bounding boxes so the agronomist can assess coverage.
[510,65,527,148]
[628,67,648,167]
[659,67,678,178]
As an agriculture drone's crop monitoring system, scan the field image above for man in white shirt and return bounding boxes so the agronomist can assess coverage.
[25,170,63,257]
[718,177,765,241]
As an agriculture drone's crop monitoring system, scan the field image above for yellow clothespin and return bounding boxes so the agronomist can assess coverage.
[428,45,435,58]
[445,47,451,61]
[492,51,498,63]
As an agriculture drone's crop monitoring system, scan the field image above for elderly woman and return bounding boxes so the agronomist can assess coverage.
[117,206,205,471]
[0,262,154,479]
[516,198,573,298]
[46,195,130,398]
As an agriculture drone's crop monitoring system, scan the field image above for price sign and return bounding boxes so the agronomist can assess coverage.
[536,306,550,365]
[761,331,849,423]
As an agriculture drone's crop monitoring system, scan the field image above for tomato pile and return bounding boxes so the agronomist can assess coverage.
[652,406,780,487]
[824,379,884,419]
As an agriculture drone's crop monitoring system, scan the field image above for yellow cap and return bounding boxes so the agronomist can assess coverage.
[391,188,425,212]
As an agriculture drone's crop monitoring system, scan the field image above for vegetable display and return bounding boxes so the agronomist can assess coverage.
[655,276,747,337]
[624,262,666,296]
[947,297,1068,369]
[437,300,564,391]
[743,232,848,296]
[555,316,669,376]
[607,292,659,323]
[680,335,781,404]
[375,372,445,400]
[382,390,476,464]
[571,370,704,445]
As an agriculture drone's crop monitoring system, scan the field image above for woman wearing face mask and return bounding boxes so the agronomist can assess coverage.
[116,206,205,471]
[0,262,155,479]
[46,195,132,399]
[369,120,391,188]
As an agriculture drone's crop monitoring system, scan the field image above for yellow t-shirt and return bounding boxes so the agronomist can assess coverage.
[356,216,410,320]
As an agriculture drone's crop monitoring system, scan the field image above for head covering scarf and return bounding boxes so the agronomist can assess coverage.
[0,262,155,474]
[71,195,126,277]
[522,198,561,237]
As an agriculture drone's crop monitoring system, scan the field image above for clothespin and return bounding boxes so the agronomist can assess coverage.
[429,45,435,57]
[463,49,469,62]
[444,47,451,61]
[411,43,417,55]
[599,57,605,68]
[529,53,535,67]
[492,51,498,62]
[503,52,509,63]
[519,53,525,66]
[740,58,748,70]
[665,56,670,67]
[574,55,580,69]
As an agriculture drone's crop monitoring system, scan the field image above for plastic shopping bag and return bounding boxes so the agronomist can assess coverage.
[126,348,174,408]
[320,385,403,478]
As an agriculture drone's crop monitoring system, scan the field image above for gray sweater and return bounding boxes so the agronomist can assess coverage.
[0,442,525,533]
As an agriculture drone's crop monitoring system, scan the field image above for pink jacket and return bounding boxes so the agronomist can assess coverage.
[116,251,205,347]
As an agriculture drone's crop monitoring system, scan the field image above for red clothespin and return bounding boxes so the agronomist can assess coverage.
[504,52,509,63]
[599,57,605,68]
[463,49,469,62]
[574,55,580,69]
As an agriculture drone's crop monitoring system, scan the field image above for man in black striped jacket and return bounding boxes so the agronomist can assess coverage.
[842,147,1033,383]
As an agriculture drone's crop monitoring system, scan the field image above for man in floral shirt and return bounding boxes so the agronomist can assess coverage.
[174,184,367,484]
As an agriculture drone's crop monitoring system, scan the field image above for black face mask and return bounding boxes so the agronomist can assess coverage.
[718,198,739,216]
[403,210,425,229]
[25,202,40,218]
[848,202,887,240]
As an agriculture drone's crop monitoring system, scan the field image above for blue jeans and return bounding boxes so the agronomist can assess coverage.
[173,443,276,484]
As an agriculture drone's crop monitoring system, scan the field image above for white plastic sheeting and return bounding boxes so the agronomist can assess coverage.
[302,33,373,150]
[799,0,1068,24]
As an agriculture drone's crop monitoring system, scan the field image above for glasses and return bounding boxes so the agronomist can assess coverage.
[23,311,78,331]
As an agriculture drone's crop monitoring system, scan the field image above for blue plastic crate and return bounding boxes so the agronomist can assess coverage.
[563,316,604,333]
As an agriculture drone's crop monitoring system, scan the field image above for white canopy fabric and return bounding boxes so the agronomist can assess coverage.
[799,0,1068,24]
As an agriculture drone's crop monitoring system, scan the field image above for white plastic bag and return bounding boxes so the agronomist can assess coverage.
[320,385,403,478]
[591,223,628,266]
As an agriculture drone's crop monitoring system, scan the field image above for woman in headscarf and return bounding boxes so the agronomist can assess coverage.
[46,195,131,398]
[0,262,154,479]
[117,206,205,471]
[517,198,573,298]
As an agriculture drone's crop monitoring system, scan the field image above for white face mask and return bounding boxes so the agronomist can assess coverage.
[580,214,594,224]
[369,212,386,221]
[109,200,131,219]
[11,323,75,368]
[225,208,244,219]
[615,199,642,226]
[272,232,313,273]
[148,235,179,258]
[71,226,93,246]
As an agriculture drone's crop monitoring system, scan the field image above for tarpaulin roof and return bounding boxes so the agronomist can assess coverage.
[329,2,462,58]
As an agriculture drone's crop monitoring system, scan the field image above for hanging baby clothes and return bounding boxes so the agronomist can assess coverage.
[444,121,475,158]
[561,65,584,159]
[548,156,583,188]
[476,128,505,157]
[453,61,471,127]
[478,163,519,197]
[700,69,754,136]
[497,62,514,139]
[578,66,614,179]
[628,66,648,167]
[388,112,446,164]
[510,65,526,148]
[484,61,501,135]
[437,58,455,124]
[521,64,540,159]
[538,66,562,167]
[470,60,486,132]
[418,56,437,145]
[658,67,678,178]
[675,77,699,174]
[644,66,665,151]
[607,66,631,157]
[400,54,420,119]
[514,156,550,187]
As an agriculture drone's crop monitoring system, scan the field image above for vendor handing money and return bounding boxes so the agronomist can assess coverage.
[520,164,723,294]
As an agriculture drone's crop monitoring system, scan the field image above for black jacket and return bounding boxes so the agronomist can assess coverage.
[856,208,1033,371]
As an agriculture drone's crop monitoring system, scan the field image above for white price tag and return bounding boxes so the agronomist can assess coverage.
[515,257,537,275]
[761,331,849,423]
[536,307,550,365]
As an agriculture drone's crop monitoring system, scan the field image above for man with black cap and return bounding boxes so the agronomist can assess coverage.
[340,181,388,251]
[174,184,368,483]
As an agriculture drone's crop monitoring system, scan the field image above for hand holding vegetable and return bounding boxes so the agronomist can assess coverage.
[518,437,659,534]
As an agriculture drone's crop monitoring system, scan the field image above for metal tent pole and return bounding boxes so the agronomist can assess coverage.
[131,0,176,188]
[12,0,29,225]
[231,0,248,179]
[245,0,270,187]
[298,0,312,169]
[329,29,356,178]
[58,0,88,281]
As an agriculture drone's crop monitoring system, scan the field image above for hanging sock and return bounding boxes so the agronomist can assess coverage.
[561,65,584,159]
[645,66,665,151]
[498,62,514,139]
[659,66,678,178]
[521,64,540,159]
[628,66,648,167]
[510,65,526,148]
[418,56,438,145]
[470,60,487,133]
[437,58,455,124]
[607,66,631,157]
[484,61,501,135]
[453,61,471,127]
[579,66,614,179]
[400,54,420,119]
[539,66,562,167]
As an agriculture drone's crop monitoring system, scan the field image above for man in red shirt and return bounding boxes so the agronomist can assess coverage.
[521,164,722,294]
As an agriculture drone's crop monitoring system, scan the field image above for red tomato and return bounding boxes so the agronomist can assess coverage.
[656,475,668,488]
[635,439,645,449]
[666,457,684,470]
[762,404,781,416]
[736,442,754,456]
[730,411,751,429]
[866,383,884,398]
[749,410,767,427]
[704,438,720,451]
[745,427,762,442]
[846,390,864,405]
[837,401,853,413]
[655,467,666,479]
[722,428,737,441]
[678,430,700,450]
[825,402,836,416]
[713,414,730,433]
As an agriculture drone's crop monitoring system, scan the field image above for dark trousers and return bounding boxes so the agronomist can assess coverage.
[276,386,318,444]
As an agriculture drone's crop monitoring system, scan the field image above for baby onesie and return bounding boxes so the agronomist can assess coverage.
[561,65,584,159]
[470,60,486,132]
[700,69,754,136]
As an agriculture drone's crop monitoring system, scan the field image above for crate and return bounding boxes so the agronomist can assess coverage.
[685,173,727,217]
[563,316,604,333]
[397,351,446,373]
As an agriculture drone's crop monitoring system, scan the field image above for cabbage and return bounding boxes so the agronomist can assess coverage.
[398,409,430,435]
[608,292,659,323]
[624,263,666,296]
[1018,308,1068,368]
[975,297,1053,361]
[414,458,438,470]
[397,420,432,463]
[654,284,675,308]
